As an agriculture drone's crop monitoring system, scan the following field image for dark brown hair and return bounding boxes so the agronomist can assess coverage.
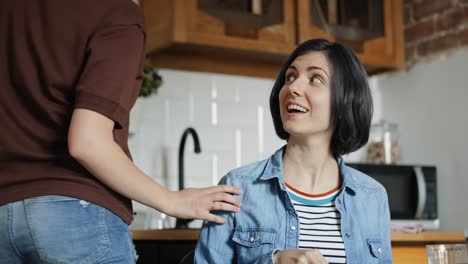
[269,39,373,156]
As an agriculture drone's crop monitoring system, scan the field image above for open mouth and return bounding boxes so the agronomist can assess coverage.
[287,104,309,113]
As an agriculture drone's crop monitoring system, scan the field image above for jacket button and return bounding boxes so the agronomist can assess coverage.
[290,226,296,231]
[345,232,351,238]
[249,237,255,242]
[378,248,383,254]
[337,199,341,204]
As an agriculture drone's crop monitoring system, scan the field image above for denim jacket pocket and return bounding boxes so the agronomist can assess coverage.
[232,227,276,262]
[367,238,383,259]
[233,227,276,247]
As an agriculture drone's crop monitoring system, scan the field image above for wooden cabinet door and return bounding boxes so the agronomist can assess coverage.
[143,0,296,56]
[297,0,405,73]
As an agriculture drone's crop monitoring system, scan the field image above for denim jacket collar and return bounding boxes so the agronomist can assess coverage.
[258,145,358,193]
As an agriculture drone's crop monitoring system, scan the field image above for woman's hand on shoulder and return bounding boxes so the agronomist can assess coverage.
[166,185,242,224]
[274,249,328,264]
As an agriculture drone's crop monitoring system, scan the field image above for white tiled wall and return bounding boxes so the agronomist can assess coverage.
[128,69,286,228]
[129,69,285,187]
[128,69,381,229]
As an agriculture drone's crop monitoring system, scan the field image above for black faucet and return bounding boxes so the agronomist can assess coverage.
[175,127,201,229]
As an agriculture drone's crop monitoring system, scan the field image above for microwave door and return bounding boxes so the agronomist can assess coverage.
[414,166,427,219]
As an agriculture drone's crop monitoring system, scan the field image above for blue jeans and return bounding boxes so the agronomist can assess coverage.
[0,195,137,264]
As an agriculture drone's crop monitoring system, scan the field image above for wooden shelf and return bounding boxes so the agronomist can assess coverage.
[392,232,464,243]
[132,230,464,244]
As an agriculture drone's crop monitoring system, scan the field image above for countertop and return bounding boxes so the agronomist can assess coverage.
[131,229,464,243]
[391,232,464,243]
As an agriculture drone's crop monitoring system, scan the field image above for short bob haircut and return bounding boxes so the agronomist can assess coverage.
[270,38,373,156]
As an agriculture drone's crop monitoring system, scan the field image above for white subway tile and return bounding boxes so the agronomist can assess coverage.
[239,128,260,166]
[191,98,212,127]
[235,129,242,168]
[183,150,210,178]
[184,174,213,189]
[212,76,241,103]
[188,73,213,103]
[263,116,286,156]
[217,102,258,127]
[130,69,285,195]
[140,96,166,124]
[195,126,235,152]
[216,151,237,178]
[237,78,275,105]
[157,69,190,98]
[214,73,274,105]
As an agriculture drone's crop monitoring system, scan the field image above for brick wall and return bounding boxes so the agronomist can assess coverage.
[404,0,468,64]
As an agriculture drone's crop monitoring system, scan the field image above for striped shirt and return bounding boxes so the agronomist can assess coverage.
[285,182,347,264]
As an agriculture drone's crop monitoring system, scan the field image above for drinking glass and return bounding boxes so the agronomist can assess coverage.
[427,244,468,264]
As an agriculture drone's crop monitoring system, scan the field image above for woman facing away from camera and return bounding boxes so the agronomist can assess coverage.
[194,38,392,264]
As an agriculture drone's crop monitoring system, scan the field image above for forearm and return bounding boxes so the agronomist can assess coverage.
[68,108,241,222]
[71,134,172,214]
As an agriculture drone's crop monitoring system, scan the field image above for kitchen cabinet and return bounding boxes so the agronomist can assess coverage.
[142,0,296,56]
[141,0,296,78]
[141,0,404,78]
[297,0,405,74]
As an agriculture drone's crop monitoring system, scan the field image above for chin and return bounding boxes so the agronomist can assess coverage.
[284,126,331,139]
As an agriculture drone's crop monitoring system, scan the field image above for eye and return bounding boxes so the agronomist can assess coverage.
[311,76,322,84]
[286,73,296,82]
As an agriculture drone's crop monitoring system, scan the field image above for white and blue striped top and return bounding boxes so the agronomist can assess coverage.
[285,182,346,264]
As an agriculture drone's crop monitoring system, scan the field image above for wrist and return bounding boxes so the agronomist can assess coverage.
[151,186,175,215]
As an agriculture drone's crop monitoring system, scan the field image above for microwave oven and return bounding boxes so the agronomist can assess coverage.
[347,163,439,230]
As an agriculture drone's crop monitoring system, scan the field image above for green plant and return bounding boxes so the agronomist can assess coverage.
[139,65,162,97]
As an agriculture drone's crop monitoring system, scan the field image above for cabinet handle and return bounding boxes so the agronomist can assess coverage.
[252,0,262,16]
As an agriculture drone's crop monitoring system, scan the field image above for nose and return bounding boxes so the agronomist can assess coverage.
[287,76,305,97]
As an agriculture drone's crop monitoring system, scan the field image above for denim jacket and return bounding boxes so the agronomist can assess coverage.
[194,146,392,264]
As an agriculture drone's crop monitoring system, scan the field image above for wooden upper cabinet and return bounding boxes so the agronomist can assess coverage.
[297,0,405,74]
[142,0,405,77]
[142,0,296,78]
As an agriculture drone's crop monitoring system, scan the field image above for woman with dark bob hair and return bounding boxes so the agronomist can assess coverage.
[194,39,392,264]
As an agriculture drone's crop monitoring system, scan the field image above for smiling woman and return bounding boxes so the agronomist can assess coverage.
[279,51,333,140]
[194,39,391,264]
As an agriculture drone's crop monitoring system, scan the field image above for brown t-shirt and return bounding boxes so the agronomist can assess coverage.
[0,0,146,224]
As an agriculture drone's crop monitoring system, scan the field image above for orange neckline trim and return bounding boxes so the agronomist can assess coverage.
[285,179,342,198]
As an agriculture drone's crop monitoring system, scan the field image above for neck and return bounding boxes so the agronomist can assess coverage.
[283,135,340,194]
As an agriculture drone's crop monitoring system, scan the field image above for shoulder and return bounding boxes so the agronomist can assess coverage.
[96,0,145,30]
[343,164,387,197]
[223,158,271,184]
[218,149,283,192]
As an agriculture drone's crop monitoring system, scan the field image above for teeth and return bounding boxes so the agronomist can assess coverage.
[287,104,308,113]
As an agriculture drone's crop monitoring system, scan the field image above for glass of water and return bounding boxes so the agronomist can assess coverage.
[427,244,468,264]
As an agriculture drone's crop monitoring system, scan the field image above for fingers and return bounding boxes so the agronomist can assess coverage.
[212,192,241,208]
[297,255,308,264]
[203,212,227,224]
[205,185,242,208]
[305,250,328,264]
[212,201,241,213]
[181,184,242,223]
[210,184,243,195]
